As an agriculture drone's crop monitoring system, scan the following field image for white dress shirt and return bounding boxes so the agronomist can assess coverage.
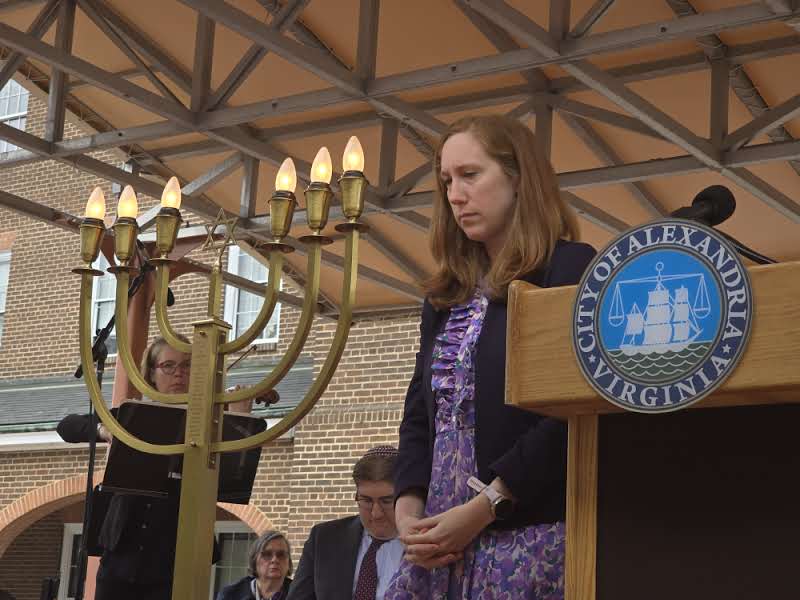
[351,531,404,600]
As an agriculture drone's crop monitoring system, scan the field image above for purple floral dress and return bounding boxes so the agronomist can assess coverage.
[385,290,565,600]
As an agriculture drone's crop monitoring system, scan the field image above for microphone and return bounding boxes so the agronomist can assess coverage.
[671,185,736,227]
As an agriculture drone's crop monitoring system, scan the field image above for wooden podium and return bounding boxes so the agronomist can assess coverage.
[506,261,800,600]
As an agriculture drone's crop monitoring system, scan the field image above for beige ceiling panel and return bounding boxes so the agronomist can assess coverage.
[108,0,203,74]
[0,4,44,30]
[222,51,339,107]
[737,54,800,116]
[577,219,615,253]
[375,0,520,77]
[574,184,661,227]
[248,101,370,132]
[363,213,434,276]
[394,73,529,106]
[70,86,168,128]
[141,132,209,151]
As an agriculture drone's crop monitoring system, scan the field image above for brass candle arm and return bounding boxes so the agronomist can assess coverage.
[219,250,284,354]
[216,240,322,407]
[213,228,360,453]
[114,268,188,405]
[153,264,192,355]
[79,273,186,455]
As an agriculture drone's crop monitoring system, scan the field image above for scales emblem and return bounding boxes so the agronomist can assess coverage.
[572,220,753,413]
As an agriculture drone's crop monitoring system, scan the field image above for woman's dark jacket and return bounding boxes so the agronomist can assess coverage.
[56,411,215,585]
[217,576,292,600]
[394,239,596,530]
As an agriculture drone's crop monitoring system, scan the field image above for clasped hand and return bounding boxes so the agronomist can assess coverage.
[399,499,494,569]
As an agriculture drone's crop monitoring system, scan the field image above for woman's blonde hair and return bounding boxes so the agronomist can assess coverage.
[140,333,190,387]
[426,114,579,309]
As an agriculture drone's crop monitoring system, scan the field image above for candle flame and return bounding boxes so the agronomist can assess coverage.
[117,185,139,219]
[85,187,106,220]
[275,158,297,193]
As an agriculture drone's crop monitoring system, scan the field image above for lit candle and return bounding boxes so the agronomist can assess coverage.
[161,176,182,209]
[275,158,297,193]
[84,187,106,220]
[117,185,139,219]
[342,136,364,172]
[310,147,332,184]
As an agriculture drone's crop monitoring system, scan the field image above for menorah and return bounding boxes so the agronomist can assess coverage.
[73,137,369,599]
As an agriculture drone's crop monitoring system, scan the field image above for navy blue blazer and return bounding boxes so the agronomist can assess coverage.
[394,239,596,530]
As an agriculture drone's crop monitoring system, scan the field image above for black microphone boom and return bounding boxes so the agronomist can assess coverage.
[671,185,736,227]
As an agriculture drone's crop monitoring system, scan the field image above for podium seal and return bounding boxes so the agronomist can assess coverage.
[572,219,753,413]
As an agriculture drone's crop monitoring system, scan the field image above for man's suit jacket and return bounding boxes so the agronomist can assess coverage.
[286,515,363,600]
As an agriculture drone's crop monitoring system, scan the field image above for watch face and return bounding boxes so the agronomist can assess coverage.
[494,498,514,520]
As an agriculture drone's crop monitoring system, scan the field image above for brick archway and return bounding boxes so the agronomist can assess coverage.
[0,472,274,557]
[217,502,274,534]
[0,471,104,558]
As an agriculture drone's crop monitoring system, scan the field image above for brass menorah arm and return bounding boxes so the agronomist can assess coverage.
[79,273,186,455]
[114,268,188,405]
[219,241,321,407]
[219,251,284,354]
[154,264,192,354]
[213,228,360,453]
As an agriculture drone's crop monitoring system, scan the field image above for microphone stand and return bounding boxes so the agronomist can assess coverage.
[70,254,157,600]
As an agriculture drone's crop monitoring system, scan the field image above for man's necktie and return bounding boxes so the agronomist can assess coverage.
[354,537,388,600]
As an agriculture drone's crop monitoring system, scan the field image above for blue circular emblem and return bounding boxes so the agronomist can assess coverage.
[572,219,753,413]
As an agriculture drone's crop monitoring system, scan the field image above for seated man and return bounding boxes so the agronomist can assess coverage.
[287,446,403,600]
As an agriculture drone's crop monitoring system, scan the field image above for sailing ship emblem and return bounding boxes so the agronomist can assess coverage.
[572,219,753,413]
[606,260,714,363]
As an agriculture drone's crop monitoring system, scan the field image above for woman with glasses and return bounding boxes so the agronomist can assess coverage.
[58,335,202,600]
[217,531,294,600]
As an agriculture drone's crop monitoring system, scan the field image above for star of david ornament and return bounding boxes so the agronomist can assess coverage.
[202,209,238,260]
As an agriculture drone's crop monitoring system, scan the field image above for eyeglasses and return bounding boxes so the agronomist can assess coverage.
[154,360,191,375]
[355,494,394,511]
[260,550,289,561]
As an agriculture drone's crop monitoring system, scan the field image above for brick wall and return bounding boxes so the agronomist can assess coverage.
[0,93,424,575]
[0,511,64,600]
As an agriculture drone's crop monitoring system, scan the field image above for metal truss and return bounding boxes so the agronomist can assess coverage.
[1,0,800,303]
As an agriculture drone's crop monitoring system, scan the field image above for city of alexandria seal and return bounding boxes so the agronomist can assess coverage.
[572,219,753,413]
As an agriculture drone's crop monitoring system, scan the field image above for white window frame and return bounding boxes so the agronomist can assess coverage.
[210,521,256,600]
[224,245,281,345]
[58,521,254,600]
[90,254,117,356]
[58,523,83,600]
[0,250,10,345]
[0,80,29,153]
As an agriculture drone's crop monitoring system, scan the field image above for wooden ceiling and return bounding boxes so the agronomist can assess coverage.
[0,0,799,314]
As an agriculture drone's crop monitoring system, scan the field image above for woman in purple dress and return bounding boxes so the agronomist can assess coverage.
[386,115,596,599]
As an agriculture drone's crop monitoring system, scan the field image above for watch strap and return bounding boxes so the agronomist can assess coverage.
[466,476,508,520]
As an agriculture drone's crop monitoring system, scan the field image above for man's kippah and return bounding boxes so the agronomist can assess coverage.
[363,445,398,458]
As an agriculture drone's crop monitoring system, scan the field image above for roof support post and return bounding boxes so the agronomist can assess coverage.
[378,117,398,189]
[239,155,260,219]
[44,0,75,142]
[710,58,730,149]
[191,14,215,112]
